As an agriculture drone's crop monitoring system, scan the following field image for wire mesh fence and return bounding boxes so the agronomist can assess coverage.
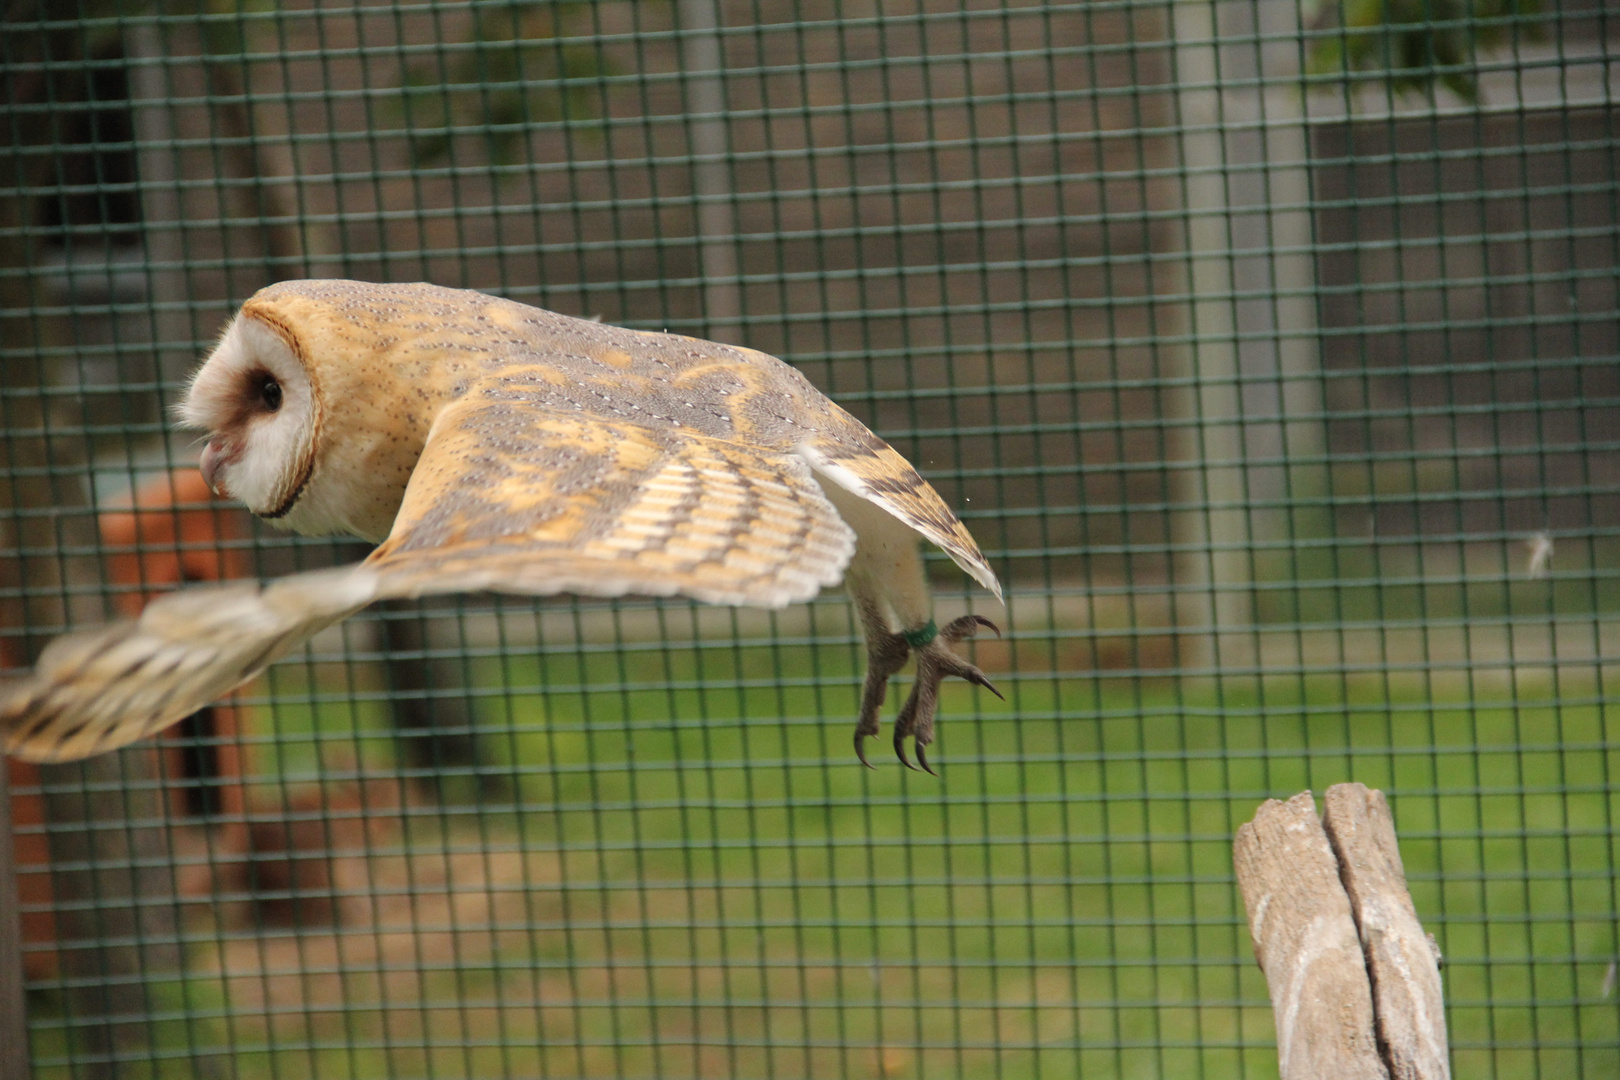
[0,0,1616,1076]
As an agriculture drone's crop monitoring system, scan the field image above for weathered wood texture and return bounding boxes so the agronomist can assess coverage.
[1235,790,1389,1079]
[1236,785,1451,1080]
[1323,784,1451,1080]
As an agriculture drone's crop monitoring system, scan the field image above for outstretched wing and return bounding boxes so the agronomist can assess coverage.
[364,394,857,607]
[4,568,377,763]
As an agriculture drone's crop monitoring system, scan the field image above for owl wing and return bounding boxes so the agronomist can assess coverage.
[363,394,857,607]
[4,568,378,763]
[797,406,1002,600]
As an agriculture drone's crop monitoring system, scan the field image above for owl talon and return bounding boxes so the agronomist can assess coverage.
[855,731,877,769]
[943,614,1001,643]
[960,666,1005,700]
[889,615,1001,774]
[852,618,911,768]
[893,727,921,772]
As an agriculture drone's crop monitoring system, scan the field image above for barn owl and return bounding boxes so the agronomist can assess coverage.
[2,280,1001,772]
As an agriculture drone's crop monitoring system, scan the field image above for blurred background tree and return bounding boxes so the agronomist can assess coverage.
[401,1,612,166]
[1307,0,1543,101]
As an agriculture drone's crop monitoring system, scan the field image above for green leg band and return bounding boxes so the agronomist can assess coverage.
[903,619,938,648]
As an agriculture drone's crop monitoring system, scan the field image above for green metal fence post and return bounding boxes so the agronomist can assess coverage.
[0,763,30,1080]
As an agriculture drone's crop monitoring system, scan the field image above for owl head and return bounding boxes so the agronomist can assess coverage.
[180,312,319,524]
[178,281,479,543]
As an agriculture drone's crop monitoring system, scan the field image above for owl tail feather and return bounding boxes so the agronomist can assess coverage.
[2,567,378,763]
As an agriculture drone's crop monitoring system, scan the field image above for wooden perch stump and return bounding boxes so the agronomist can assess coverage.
[1235,790,1386,1078]
[1322,785,1450,1080]
[1234,783,1450,1080]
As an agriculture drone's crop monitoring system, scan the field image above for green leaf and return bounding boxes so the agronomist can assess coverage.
[398,1,618,169]
[1306,0,1543,102]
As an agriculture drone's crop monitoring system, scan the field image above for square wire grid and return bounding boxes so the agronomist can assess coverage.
[0,0,1615,1076]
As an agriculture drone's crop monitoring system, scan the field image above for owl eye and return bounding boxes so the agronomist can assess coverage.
[257,373,282,412]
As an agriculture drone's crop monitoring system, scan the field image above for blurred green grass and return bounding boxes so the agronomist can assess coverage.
[27,626,1620,1079]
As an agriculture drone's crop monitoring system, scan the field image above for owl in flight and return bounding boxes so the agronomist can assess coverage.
[2,281,1001,772]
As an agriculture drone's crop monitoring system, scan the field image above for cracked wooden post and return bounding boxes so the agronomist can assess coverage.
[1323,784,1450,1080]
[1235,790,1387,1078]
[1235,785,1450,1080]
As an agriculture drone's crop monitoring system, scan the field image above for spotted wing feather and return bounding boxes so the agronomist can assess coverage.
[3,569,377,763]
[366,394,857,607]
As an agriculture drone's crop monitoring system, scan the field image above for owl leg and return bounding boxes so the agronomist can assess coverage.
[849,588,912,768]
[843,546,1001,775]
[891,615,1002,774]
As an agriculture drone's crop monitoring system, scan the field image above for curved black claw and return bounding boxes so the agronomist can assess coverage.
[855,731,877,769]
[963,668,1006,701]
[893,728,921,772]
[942,614,1001,643]
[914,741,937,777]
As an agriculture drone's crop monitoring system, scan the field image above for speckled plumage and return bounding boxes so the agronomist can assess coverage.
[3,280,1001,767]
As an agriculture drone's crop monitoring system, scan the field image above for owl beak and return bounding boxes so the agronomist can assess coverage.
[199,441,226,496]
